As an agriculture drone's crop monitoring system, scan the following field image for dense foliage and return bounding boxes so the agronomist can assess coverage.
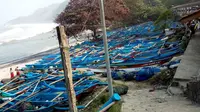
[154,10,174,31]
[55,0,192,38]
[123,0,167,26]
[55,0,129,38]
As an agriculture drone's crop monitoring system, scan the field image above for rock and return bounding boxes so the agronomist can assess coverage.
[168,87,183,95]
[113,85,129,95]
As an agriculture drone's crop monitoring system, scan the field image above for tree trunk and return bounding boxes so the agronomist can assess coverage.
[74,35,78,41]
[92,29,98,40]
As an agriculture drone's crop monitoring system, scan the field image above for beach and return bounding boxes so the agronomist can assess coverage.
[92,74,200,112]
[0,60,38,80]
[121,82,200,112]
[0,36,199,112]
[0,48,59,80]
[0,22,86,80]
[0,20,198,111]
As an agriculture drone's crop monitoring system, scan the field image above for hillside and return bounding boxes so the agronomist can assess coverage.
[7,0,69,25]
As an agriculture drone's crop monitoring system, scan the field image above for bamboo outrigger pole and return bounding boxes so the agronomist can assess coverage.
[56,26,78,112]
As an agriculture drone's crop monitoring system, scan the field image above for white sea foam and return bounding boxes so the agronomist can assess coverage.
[39,45,59,53]
[0,23,57,44]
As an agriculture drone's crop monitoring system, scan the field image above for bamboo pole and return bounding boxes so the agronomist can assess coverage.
[85,86,108,108]
[2,88,47,112]
[0,81,37,109]
[49,77,64,85]
[5,80,36,92]
[51,92,64,102]
[31,77,42,94]
[99,102,116,112]
[6,74,60,92]
[0,93,23,109]
[73,77,86,86]
[0,76,19,90]
[56,26,77,112]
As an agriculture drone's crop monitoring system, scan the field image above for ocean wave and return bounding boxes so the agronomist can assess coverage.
[39,45,59,53]
[0,23,57,44]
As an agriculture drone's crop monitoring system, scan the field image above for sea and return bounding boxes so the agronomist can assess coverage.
[0,23,61,67]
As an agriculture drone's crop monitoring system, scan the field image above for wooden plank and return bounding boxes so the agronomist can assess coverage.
[56,26,78,112]
[180,10,200,23]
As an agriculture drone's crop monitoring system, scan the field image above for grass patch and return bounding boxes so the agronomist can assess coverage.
[81,92,122,112]
[80,79,126,112]
[108,101,122,112]
[81,92,108,112]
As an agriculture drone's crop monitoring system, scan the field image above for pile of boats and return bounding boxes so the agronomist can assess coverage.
[26,22,184,70]
[25,22,185,80]
[0,21,187,111]
[0,71,107,111]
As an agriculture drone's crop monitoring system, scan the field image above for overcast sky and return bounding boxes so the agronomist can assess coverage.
[0,0,66,25]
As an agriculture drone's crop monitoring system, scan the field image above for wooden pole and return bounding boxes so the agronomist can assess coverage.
[56,26,78,112]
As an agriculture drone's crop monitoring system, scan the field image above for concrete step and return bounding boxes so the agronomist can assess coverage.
[168,86,184,95]
[168,80,189,95]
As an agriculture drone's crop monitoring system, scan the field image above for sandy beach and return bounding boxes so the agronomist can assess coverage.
[0,47,60,80]
[0,60,38,80]
[92,73,200,112]
[121,82,200,112]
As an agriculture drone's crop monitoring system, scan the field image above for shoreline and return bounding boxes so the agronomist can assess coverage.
[0,48,59,69]
[0,38,85,80]
[0,48,59,80]
[0,35,86,69]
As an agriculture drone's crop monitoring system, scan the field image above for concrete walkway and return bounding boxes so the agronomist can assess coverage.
[174,32,200,82]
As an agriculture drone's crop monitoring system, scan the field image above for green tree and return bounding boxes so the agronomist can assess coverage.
[55,0,129,39]
[154,10,174,31]
[123,0,167,26]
